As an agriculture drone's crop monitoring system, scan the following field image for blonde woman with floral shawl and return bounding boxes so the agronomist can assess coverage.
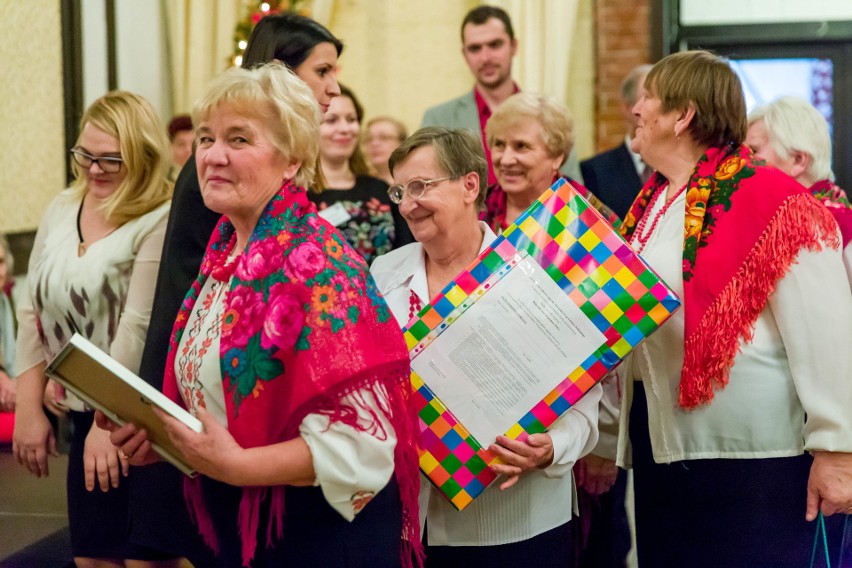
[101,63,422,568]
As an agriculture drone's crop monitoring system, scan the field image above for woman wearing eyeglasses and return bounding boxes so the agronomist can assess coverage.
[13,91,173,568]
[371,127,601,568]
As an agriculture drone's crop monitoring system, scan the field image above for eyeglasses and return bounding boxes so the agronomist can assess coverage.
[70,149,124,173]
[387,176,454,204]
[365,134,403,144]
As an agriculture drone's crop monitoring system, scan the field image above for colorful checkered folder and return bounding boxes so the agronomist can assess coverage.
[403,178,681,510]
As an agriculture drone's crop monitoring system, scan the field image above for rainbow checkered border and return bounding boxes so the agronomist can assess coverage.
[405,178,681,510]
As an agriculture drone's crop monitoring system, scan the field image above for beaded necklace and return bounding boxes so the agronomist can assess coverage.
[408,289,423,321]
[209,233,240,282]
[631,184,686,253]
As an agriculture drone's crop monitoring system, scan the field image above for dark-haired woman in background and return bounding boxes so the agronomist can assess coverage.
[129,12,344,564]
[311,85,412,264]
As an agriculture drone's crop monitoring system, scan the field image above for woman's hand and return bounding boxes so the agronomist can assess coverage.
[488,433,555,490]
[43,380,67,417]
[156,406,246,484]
[84,422,129,491]
[94,410,161,467]
[575,454,618,496]
[12,404,57,477]
[806,450,852,520]
[0,371,15,411]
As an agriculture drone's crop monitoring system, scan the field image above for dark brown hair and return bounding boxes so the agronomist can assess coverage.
[646,50,746,147]
[461,5,514,42]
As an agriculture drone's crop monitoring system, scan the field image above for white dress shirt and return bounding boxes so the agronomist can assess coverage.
[371,221,602,546]
[615,188,852,467]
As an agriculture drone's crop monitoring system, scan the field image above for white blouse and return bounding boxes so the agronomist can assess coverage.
[175,271,396,521]
[371,222,602,546]
[615,188,852,467]
[16,189,169,411]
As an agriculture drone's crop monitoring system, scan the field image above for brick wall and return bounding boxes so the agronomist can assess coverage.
[592,0,651,154]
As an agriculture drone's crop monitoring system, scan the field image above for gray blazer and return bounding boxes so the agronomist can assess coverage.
[421,90,583,183]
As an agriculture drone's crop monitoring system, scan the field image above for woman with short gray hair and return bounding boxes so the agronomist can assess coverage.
[372,126,601,568]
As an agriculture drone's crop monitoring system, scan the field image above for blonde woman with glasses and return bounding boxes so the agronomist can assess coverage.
[13,91,175,568]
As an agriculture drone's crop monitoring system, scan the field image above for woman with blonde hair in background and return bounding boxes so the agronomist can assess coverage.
[364,116,407,185]
[483,92,618,232]
[12,91,174,567]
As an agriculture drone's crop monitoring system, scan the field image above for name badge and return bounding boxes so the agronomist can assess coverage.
[318,202,352,227]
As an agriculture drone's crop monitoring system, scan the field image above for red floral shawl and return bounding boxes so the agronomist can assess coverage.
[483,176,621,233]
[810,179,852,248]
[621,144,840,408]
[162,181,422,567]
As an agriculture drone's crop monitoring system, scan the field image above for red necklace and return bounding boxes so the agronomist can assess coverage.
[631,184,687,253]
[210,233,240,282]
[408,289,423,321]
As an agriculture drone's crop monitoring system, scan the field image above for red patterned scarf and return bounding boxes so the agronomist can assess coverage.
[810,179,852,248]
[621,144,840,408]
[483,176,621,233]
[163,181,423,567]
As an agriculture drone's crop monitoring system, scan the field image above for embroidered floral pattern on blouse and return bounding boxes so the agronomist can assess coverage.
[170,182,390,415]
[351,490,375,515]
[176,279,227,414]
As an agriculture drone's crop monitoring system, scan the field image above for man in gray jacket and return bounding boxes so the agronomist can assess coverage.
[421,5,581,186]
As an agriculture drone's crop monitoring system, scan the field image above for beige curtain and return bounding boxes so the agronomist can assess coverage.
[490,0,579,102]
[163,0,243,114]
[488,0,594,160]
[311,0,335,26]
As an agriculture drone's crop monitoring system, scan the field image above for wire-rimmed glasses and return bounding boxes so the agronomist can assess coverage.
[387,176,454,204]
[70,149,124,173]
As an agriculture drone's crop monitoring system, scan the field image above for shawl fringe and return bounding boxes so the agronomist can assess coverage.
[680,193,840,408]
[167,182,423,567]
[184,476,219,555]
[238,487,266,567]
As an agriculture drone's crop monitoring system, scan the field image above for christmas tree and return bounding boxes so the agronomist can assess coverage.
[232,0,312,67]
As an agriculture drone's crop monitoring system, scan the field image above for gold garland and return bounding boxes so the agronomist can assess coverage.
[232,0,313,67]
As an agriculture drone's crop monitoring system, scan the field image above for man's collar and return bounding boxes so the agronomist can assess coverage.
[473,82,521,113]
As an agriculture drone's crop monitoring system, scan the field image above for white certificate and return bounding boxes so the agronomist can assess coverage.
[317,202,352,227]
[411,255,606,447]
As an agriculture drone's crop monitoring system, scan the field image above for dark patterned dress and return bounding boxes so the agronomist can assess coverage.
[309,175,413,265]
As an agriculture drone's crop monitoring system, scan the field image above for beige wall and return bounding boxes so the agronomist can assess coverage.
[328,0,478,135]
[326,0,595,159]
[0,0,596,236]
[0,1,66,233]
[567,0,594,161]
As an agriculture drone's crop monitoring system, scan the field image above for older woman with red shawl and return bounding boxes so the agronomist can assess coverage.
[102,62,422,568]
[615,50,852,567]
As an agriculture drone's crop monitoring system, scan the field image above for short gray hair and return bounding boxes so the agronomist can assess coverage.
[748,96,833,182]
[193,61,320,188]
[486,92,574,166]
[389,127,488,210]
[621,64,654,106]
